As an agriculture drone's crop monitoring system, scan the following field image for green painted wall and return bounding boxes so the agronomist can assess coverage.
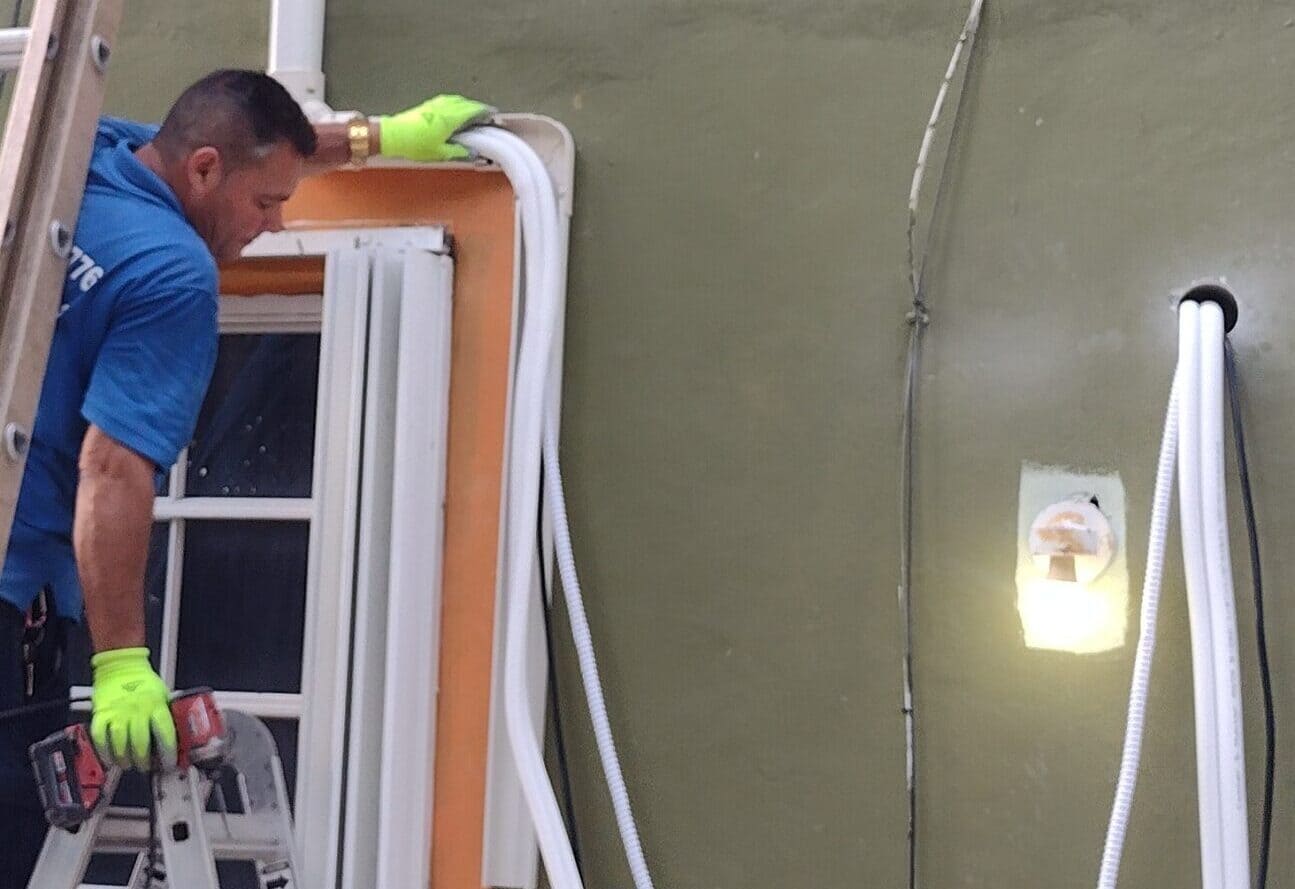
[105,3,267,118]
[109,1,1295,886]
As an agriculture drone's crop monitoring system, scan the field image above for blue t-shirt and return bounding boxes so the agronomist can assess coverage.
[0,117,218,618]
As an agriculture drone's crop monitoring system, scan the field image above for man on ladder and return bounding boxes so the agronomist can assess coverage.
[0,67,491,887]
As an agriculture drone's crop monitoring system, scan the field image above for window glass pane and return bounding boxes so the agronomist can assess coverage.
[264,717,299,811]
[185,333,321,498]
[66,523,169,686]
[111,769,153,810]
[175,521,308,693]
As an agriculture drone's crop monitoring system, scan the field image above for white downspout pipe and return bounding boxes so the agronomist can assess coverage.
[268,0,334,119]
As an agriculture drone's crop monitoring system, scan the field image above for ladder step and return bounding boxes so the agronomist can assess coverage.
[90,807,295,861]
[0,27,31,72]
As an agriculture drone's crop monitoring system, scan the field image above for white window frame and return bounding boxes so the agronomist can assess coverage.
[248,225,454,889]
[374,247,455,888]
[338,248,405,889]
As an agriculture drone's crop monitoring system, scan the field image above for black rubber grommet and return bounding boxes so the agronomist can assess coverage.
[1179,283,1239,332]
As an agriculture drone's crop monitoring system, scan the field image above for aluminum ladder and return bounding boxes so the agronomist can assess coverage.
[0,0,122,574]
[27,710,299,889]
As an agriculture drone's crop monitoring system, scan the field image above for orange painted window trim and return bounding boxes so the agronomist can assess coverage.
[221,167,516,889]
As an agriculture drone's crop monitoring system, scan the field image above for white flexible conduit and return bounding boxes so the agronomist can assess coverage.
[1097,297,1249,889]
[457,126,655,889]
[543,417,656,889]
[1095,370,1178,888]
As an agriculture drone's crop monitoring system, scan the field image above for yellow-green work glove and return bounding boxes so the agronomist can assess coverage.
[379,94,496,162]
[90,648,177,771]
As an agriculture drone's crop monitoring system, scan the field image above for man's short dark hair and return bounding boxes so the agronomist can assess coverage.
[154,70,316,167]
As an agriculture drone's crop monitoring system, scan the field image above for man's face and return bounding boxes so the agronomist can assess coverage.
[183,141,304,263]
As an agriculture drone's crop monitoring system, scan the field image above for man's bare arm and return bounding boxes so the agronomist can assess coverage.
[74,424,154,651]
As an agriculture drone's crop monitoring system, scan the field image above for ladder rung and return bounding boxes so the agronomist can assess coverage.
[91,806,294,862]
[0,28,32,73]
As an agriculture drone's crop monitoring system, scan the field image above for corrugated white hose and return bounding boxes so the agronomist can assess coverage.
[506,120,657,889]
[460,125,656,889]
[458,125,584,889]
[542,417,656,889]
[1178,300,1226,889]
[1198,302,1251,888]
[1095,369,1180,889]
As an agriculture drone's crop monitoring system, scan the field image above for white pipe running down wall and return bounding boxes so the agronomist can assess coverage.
[1192,301,1249,889]
[1096,294,1250,889]
[1176,301,1226,889]
[456,126,656,889]
[461,124,581,889]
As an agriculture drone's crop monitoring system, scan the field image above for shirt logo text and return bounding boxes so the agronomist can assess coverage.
[68,244,103,293]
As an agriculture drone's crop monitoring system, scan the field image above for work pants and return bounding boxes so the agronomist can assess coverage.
[0,592,70,889]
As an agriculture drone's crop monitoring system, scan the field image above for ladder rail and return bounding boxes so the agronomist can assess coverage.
[153,766,221,887]
[0,0,121,572]
[25,767,123,887]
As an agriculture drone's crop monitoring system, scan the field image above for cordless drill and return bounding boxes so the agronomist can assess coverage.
[28,688,226,830]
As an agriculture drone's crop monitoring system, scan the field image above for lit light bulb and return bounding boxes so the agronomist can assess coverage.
[1017,576,1127,654]
[1018,495,1124,654]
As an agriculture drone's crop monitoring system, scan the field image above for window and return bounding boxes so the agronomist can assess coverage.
[70,305,323,785]
[70,228,455,889]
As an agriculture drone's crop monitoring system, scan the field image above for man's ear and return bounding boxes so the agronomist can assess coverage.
[185,146,223,197]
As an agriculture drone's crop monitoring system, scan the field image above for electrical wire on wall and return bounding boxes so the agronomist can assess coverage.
[897,3,985,888]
